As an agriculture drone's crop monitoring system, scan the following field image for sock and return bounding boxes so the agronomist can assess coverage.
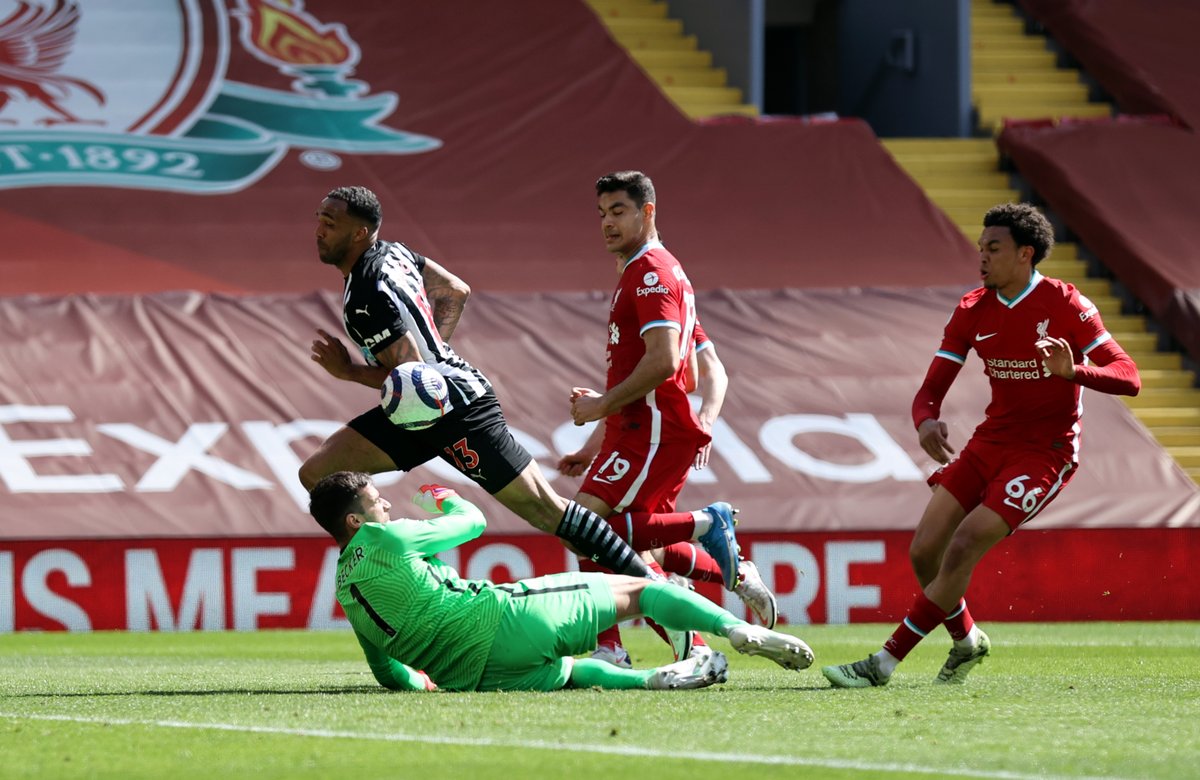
[943,598,976,644]
[568,658,653,690]
[660,543,724,584]
[638,581,742,636]
[615,511,696,549]
[882,591,948,663]
[873,649,901,677]
[556,501,653,578]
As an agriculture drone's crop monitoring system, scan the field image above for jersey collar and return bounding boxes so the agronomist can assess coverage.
[997,270,1044,309]
[621,238,664,271]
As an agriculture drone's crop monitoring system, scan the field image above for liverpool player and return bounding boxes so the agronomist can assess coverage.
[823,203,1141,687]
[566,171,758,666]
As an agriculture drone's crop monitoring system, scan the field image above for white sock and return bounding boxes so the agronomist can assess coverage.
[873,649,899,677]
[690,509,712,539]
[954,624,981,650]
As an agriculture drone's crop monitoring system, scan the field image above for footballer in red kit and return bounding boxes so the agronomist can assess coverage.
[824,202,1140,689]
[565,171,784,668]
[919,270,1136,530]
[584,237,709,511]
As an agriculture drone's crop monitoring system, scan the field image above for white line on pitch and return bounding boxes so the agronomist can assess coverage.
[0,711,1135,780]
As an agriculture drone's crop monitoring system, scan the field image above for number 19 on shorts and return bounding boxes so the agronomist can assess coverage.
[591,451,631,483]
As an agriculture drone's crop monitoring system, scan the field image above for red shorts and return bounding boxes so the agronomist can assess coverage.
[580,425,702,513]
[928,437,1077,532]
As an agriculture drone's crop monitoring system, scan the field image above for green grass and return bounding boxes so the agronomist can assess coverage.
[1,623,1197,779]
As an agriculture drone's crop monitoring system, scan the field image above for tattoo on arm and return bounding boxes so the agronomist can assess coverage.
[378,333,423,368]
[426,286,466,341]
[422,259,470,341]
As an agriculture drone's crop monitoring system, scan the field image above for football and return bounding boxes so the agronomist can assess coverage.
[380,362,451,430]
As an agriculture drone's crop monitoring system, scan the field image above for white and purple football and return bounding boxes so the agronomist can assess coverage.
[380,362,450,430]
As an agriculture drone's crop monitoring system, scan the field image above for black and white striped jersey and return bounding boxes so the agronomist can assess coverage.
[342,240,491,409]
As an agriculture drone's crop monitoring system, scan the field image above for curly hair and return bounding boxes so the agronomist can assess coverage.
[596,171,656,208]
[983,202,1054,266]
[327,186,382,231]
[309,471,373,541]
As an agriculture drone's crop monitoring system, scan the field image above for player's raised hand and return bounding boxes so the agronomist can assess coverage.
[1036,337,1076,380]
[311,328,354,380]
[917,418,955,465]
[413,484,458,514]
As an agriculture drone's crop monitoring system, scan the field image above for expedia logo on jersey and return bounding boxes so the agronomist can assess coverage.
[637,270,669,295]
[0,0,441,194]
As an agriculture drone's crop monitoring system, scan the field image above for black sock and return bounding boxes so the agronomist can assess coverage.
[556,501,654,579]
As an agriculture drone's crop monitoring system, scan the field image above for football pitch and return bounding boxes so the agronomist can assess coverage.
[1,623,1196,779]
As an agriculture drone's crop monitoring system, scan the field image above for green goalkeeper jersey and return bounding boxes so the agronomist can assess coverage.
[336,496,508,692]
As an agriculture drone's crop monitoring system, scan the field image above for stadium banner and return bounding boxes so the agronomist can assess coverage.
[2,528,1197,633]
[0,0,975,298]
[1,289,1196,540]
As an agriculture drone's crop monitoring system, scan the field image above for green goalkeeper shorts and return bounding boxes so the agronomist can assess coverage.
[476,572,616,692]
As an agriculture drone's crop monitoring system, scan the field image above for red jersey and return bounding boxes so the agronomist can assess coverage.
[916,272,1126,455]
[606,240,705,444]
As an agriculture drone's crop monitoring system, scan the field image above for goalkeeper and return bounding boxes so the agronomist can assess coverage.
[309,471,814,692]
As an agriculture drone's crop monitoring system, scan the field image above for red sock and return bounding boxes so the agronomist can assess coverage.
[612,511,695,549]
[883,592,947,661]
[595,624,624,650]
[660,543,724,584]
[943,598,975,641]
[642,559,672,647]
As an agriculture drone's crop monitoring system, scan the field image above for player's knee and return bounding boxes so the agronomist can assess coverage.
[940,535,983,576]
[909,539,938,577]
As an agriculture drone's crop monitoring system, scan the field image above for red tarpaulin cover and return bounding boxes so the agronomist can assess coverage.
[0,0,972,296]
[1,289,1194,540]
[999,120,1200,363]
[1018,0,1200,129]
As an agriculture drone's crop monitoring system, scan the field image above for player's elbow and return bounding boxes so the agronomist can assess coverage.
[656,351,680,383]
[1117,358,1141,396]
[1125,372,1142,397]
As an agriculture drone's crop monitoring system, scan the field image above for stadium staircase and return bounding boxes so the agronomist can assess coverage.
[586,0,757,119]
[883,0,1200,484]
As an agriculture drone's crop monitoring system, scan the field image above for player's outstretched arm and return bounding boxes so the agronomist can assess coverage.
[401,485,487,554]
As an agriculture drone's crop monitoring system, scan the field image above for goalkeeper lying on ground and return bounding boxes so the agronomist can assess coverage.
[308,471,814,692]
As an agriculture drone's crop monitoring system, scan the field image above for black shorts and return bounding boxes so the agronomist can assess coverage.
[347,390,533,494]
